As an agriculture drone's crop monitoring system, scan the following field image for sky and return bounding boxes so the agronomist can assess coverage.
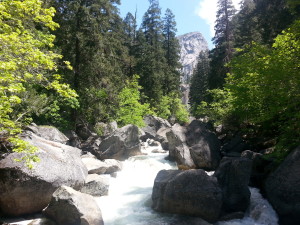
[119,0,241,49]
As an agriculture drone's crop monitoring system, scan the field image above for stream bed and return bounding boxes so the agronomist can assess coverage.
[97,143,279,225]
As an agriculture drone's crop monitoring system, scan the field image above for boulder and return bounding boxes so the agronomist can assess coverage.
[25,124,69,144]
[43,186,104,225]
[140,115,171,141]
[186,120,221,170]
[82,157,122,175]
[0,132,88,216]
[155,127,171,150]
[214,157,252,215]
[64,130,81,148]
[265,146,300,225]
[93,125,141,160]
[166,124,196,168]
[152,169,223,223]
[147,139,161,147]
[80,174,109,196]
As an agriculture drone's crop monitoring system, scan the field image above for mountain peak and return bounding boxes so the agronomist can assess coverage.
[177,32,208,84]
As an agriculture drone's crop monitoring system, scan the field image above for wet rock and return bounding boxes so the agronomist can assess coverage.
[80,174,109,196]
[265,146,300,225]
[82,157,122,175]
[93,125,141,160]
[152,169,222,223]
[214,157,252,215]
[43,186,104,225]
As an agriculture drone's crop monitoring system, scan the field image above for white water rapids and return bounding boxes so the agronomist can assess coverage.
[97,142,279,225]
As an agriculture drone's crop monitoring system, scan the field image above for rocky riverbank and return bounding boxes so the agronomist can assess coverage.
[0,116,299,224]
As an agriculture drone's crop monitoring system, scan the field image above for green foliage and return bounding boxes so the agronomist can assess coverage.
[116,75,153,127]
[205,20,300,154]
[0,0,78,166]
[155,92,189,124]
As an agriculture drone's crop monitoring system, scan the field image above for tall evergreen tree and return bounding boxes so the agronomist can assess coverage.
[137,0,166,105]
[233,0,262,48]
[208,0,236,90]
[162,8,181,94]
[190,50,211,109]
[51,0,128,123]
[253,0,294,45]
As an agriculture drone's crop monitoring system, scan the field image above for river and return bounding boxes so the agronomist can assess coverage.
[97,142,279,225]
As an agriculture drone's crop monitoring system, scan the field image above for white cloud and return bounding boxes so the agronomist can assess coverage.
[196,0,241,36]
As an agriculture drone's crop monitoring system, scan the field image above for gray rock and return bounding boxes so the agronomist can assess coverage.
[177,32,208,84]
[82,157,122,174]
[214,157,252,215]
[147,139,161,147]
[141,115,171,141]
[43,186,104,225]
[25,124,69,144]
[152,169,223,223]
[265,146,300,225]
[155,127,171,150]
[64,130,81,148]
[80,174,109,196]
[166,124,196,168]
[95,125,141,160]
[0,132,88,216]
[186,120,221,170]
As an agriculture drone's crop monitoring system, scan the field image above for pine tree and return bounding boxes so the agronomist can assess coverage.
[253,0,294,45]
[233,0,262,48]
[51,0,129,123]
[162,8,181,94]
[137,0,166,105]
[190,50,211,109]
[208,0,236,90]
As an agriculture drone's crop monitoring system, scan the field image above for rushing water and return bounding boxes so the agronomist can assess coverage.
[97,142,278,225]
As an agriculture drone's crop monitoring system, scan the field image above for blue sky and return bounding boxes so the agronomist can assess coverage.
[119,0,241,49]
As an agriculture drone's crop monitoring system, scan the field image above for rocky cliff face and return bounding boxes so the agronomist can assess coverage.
[178,32,209,84]
[177,32,208,104]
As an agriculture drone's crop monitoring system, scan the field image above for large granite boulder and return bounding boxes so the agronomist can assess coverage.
[214,157,252,215]
[93,125,141,160]
[81,157,122,175]
[0,132,88,216]
[25,124,69,144]
[186,120,221,170]
[166,124,195,168]
[152,169,223,223]
[43,186,104,225]
[140,115,171,141]
[265,146,300,225]
[80,174,109,196]
[155,127,171,150]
